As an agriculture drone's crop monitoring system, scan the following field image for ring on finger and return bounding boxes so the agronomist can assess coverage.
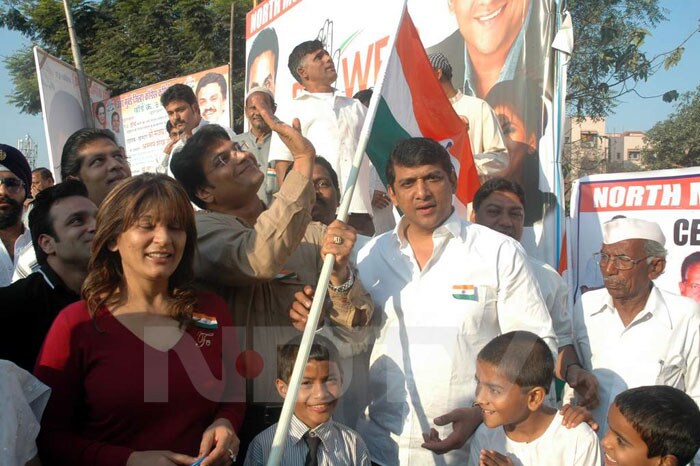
[333,235,343,245]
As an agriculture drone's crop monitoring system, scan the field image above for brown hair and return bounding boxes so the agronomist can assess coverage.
[82,173,198,325]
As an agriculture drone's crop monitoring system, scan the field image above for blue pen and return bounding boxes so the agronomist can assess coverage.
[191,457,205,466]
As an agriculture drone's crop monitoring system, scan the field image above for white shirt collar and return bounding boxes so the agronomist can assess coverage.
[591,285,673,330]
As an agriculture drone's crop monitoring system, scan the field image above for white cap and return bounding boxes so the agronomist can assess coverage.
[602,217,665,246]
[246,86,274,100]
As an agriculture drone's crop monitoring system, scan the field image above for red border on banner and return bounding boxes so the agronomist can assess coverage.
[246,0,304,39]
[579,176,700,212]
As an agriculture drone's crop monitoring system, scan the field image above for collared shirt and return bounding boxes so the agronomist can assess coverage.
[528,256,572,347]
[193,170,373,404]
[244,415,371,466]
[268,90,373,215]
[0,263,81,371]
[158,119,237,176]
[462,1,532,96]
[231,130,276,205]
[0,226,32,287]
[449,90,509,177]
[572,286,700,435]
[355,211,555,465]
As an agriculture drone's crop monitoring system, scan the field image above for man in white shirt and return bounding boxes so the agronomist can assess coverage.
[355,137,555,465]
[471,177,600,407]
[0,144,33,287]
[569,217,700,436]
[158,83,235,174]
[428,52,509,180]
[268,39,375,236]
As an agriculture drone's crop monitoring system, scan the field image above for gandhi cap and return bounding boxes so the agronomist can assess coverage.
[602,217,665,246]
[246,86,275,101]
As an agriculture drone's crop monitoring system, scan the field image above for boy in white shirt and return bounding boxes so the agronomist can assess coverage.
[469,331,601,466]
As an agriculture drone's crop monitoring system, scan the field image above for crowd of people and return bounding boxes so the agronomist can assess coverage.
[1,37,699,466]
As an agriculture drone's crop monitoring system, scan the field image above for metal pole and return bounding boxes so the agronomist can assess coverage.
[62,0,94,128]
[229,2,235,129]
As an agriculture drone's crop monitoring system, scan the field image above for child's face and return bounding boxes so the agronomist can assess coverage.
[276,359,342,429]
[601,404,662,466]
[474,360,531,428]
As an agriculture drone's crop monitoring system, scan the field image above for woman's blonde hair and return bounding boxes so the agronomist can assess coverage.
[82,173,197,324]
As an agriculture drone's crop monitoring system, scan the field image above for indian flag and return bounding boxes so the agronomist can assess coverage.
[192,312,218,329]
[451,285,478,301]
[365,5,480,207]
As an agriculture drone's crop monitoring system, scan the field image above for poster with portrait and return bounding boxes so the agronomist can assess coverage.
[569,167,700,304]
[95,65,230,175]
[245,0,562,265]
[34,47,110,181]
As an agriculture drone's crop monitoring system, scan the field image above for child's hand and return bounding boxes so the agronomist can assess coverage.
[560,403,599,432]
[479,449,513,466]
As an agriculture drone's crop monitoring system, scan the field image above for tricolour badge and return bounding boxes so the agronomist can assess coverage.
[451,285,478,301]
[192,312,218,329]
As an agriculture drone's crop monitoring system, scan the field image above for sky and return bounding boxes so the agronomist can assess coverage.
[0,1,698,170]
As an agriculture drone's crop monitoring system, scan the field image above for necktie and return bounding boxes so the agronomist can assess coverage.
[304,431,321,466]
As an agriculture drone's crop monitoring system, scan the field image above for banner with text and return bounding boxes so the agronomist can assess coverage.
[34,47,110,181]
[245,0,561,264]
[94,65,230,175]
[569,167,700,303]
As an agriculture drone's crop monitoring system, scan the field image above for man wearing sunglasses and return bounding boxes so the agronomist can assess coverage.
[565,217,700,438]
[0,144,32,287]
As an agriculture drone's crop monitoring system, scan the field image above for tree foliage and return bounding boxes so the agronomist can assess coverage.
[567,0,698,118]
[1,0,252,131]
[642,85,700,169]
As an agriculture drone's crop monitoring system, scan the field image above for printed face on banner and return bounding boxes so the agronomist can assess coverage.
[198,83,227,124]
[448,0,530,65]
[679,259,700,303]
[249,50,277,95]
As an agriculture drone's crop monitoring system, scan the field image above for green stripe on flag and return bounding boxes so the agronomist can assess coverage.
[366,97,412,188]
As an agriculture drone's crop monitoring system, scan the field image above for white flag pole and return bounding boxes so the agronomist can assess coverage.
[265,2,407,465]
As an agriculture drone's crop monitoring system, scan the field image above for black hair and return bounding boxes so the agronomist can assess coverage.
[285,156,340,192]
[32,167,54,183]
[170,124,231,209]
[288,39,324,84]
[246,27,279,90]
[473,177,527,212]
[94,102,105,117]
[614,386,700,464]
[160,83,197,108]
[166,120,174,133]
[486,79,546,140]
[477,331,553,392]
[353,88,373,107]
[60,128,118,180]
[28,180,89,265]
[277,334,341,383]
[196,72,227,100]
[681,252,700,281]
[386,137,455,187]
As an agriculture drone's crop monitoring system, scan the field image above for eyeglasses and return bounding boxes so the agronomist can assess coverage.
[210,141,249,171]
[593,252,650,270]
[0,177,25,194]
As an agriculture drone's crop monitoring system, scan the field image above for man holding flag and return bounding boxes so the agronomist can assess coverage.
[353,9,555,465]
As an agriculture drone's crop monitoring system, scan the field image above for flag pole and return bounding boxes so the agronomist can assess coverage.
[265,2,407,465]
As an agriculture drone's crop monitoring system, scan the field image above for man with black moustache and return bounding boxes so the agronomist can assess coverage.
[0,144,33,286]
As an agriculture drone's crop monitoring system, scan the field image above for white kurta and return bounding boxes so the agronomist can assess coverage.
[0,227,31,287]
[571,286,700,435]
[528,256,572,347]
[268,90,373,215]
[449,90,509,177]
[468,411,602,466]
[356,212,556,465]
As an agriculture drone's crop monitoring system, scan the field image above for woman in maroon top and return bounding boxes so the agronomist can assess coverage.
[35,174,244,466]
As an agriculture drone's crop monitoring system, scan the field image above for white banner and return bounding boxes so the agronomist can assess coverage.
[34,47,110,181]
[569,167,700,303]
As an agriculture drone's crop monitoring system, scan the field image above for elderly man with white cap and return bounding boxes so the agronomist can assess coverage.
[231,86,278,205]
[567,217,700,436]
